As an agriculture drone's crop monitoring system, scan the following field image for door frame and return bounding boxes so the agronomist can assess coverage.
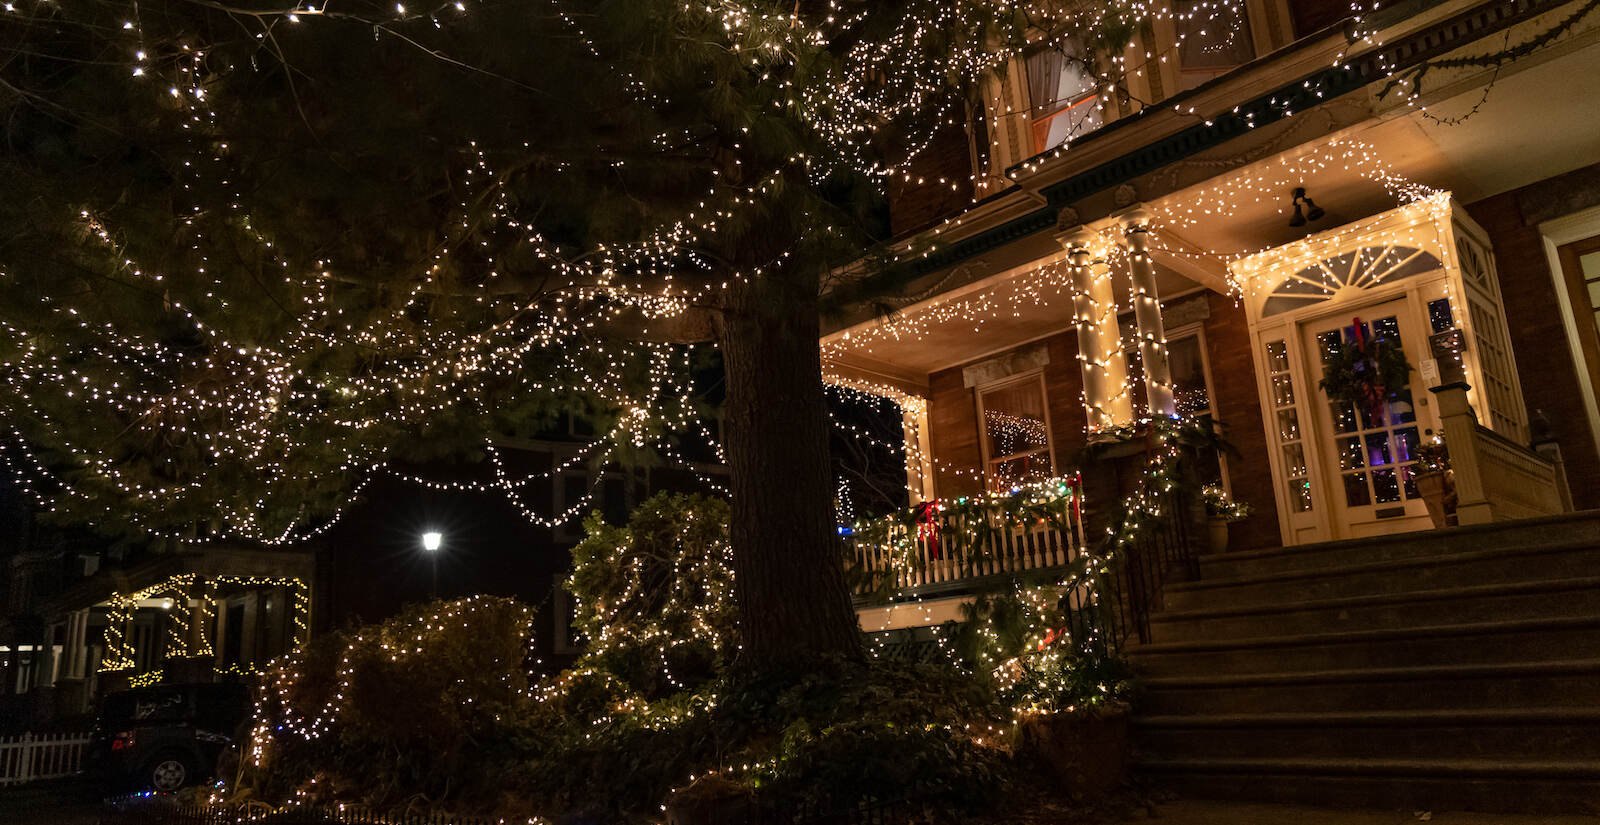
[1233,195,1522,546]
[1539,204,1600,461]
[1295,293,1439,540]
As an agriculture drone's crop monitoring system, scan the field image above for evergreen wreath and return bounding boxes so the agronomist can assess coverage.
[1317,319,1413,424]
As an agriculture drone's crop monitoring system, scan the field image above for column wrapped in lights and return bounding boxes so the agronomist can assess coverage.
[1058,228,1132,434]
[1121,208,1175,417]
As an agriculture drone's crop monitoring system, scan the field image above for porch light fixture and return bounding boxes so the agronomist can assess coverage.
[1288,187,1326,227]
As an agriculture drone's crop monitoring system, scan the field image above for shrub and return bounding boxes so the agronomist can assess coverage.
[238,596,540,810]
[567,492,737,698]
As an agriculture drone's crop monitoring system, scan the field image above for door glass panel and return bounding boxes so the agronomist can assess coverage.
[1365,432,1392,466]
[1287,477,1312,512]
[1428,299,1454,334]
[1276,409,1301,441]
[1343,473,1372,507]
[1271,374,1295,406]
[1372,468,1401,503]
[1336,437,1364,470]
[1266,341,1290,372]
[1282,443,1306,476]
[1331,403,1359,433]
[1395,427,1420,462]
[1265,339,1312,513]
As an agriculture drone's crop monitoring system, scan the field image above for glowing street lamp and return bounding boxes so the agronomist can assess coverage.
[421,531,443,597]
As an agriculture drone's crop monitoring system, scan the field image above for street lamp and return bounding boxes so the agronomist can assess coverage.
[421,531,443,598]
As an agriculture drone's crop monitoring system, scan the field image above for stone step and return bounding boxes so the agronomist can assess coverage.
[1133,708,1600,761]
[1137,758,1600,814]
[1164,541,1600,611]
[1199,511,1600,580]
[1148,576,1600,643]
[1138,659,1600,715]
[1129,615,1600,676]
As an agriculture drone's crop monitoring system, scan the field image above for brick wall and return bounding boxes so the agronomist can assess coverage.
[1465,176,1600,510]
[1201,291,1283,550]
[886,120,977,238]
[1287,0,1357,39]
[926,332,1086,497]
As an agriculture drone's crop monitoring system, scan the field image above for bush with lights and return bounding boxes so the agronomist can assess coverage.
[236,596,542,811]
[234,485,1173,820]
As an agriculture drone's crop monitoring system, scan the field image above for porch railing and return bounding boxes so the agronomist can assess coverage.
[844,478,1088,596]
[0,731,91,786]
[1433,382,1570,524]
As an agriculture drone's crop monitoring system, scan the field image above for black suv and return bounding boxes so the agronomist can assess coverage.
[88,682,252,792]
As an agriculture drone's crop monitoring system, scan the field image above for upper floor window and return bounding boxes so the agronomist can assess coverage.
[1175,0,1257,90]
[978,373,1054,490]
[1025,38,1102,154]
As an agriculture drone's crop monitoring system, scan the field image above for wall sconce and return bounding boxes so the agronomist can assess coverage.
[1289,187,1326,227]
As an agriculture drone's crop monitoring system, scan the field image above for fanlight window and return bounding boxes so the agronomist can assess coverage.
[1261,246,1443,318]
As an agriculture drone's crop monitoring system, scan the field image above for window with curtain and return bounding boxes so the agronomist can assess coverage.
[1025,37,1102,155]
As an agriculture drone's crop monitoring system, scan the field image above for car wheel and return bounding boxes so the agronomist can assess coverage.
[145,754,192,792]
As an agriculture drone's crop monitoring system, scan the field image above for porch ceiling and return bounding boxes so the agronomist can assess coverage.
[1150,35,1600,258]
[821,249,1198,383]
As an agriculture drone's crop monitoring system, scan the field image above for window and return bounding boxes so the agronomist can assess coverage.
[1127,330,1224,483]
[1025,38,1102,154]
[1175,0,1257,90]
[1265,340,1313,512]
[978,374,1054,490]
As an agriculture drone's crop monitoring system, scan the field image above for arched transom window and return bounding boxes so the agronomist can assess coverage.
[1261,245,1443,318]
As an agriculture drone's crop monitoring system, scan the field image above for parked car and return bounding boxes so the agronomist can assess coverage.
[88,682,251,792]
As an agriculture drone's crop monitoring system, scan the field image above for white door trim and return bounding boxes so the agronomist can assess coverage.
[1538,204,1600,460]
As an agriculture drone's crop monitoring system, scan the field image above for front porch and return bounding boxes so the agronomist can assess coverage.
[22,546,314,717]
[828,182,1581,624]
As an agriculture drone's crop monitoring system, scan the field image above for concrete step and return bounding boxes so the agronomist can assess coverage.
[1164,541,1600,611]
[1138,758,1600,814]
[1138,659,1600,715]
[1148,576,1600,643]
[1198,511,1600,580]
[1129,615,1600,676]
[1133,708,1600,761]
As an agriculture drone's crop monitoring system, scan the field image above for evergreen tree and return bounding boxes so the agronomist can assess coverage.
[0,0,1123,665]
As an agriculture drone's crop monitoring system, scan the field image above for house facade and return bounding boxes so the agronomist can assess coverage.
[829,0,1600,623]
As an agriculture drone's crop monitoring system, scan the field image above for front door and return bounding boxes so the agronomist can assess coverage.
[1300,300,1436,538]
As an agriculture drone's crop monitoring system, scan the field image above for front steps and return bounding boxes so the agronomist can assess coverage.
[1128,511,1600,814]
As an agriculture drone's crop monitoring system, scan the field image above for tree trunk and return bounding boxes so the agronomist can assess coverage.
[715,268,863,668]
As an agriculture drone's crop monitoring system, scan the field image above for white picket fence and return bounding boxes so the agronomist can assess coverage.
[0,731,91,785]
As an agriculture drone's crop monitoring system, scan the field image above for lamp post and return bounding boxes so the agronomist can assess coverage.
[422,531,443,598]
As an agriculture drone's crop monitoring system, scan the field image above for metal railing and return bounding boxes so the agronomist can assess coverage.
[1060,484,1200,654]
[0,731,91,786]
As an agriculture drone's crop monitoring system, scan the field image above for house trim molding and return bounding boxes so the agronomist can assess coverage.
[1537,204,1600,460]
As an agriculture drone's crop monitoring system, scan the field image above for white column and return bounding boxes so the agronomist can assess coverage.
[1122,208,1175,417]
[1058,227,1133,433]
[900,398,935,504]
[66,609,89,680]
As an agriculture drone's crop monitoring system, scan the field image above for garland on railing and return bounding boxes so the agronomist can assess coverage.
[844,474,1084,596]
